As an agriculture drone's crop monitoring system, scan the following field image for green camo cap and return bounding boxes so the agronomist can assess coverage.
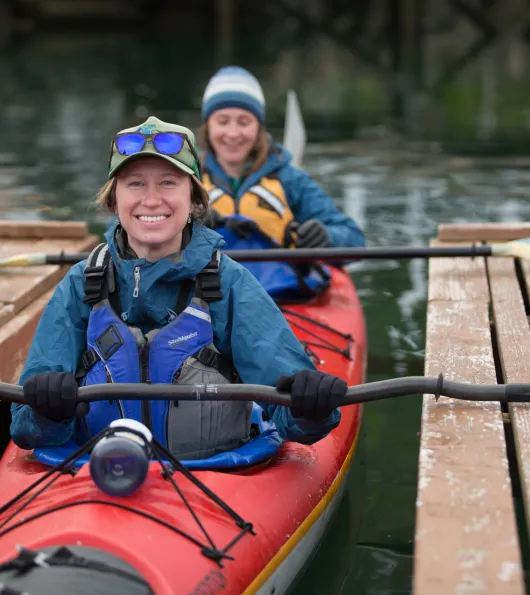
[108,116,201,179]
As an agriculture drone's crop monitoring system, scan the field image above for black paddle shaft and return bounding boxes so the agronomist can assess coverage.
[44,245,494,266]
[1,376,530,416]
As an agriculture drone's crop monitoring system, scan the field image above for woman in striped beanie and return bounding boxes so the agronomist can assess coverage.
[199,66,364,251]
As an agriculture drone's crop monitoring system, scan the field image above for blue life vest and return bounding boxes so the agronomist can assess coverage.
[76,244,251,460]
[214,215,331,300]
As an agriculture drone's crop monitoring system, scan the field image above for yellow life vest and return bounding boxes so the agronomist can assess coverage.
[202,173,296,247]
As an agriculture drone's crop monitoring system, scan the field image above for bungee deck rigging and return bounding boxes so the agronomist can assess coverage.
[280,307,353,363]
[0,425,255,568]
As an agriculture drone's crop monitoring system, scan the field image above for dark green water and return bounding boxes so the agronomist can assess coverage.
[2,27,530,594]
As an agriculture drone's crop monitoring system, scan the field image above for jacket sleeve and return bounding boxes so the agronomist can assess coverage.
[211,256,341,445]
[281,165,365,248]
[10,264,90,450]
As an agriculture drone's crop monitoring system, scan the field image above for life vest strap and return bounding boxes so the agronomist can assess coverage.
[195,251,222,302]
[194,346,240,383]
[83,243,112,306]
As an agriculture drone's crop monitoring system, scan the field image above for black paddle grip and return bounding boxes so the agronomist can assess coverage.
[504,384,530,402]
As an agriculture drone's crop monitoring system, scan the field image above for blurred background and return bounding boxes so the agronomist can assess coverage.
[2,0,530,593]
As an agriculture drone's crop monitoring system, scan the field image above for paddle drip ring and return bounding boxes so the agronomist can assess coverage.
[434,373,444,402]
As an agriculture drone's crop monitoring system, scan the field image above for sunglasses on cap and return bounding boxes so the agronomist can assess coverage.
[109,131,202,177]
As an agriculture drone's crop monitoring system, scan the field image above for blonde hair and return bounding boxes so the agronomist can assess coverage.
[95,172,210,222]
[198,123,270,175]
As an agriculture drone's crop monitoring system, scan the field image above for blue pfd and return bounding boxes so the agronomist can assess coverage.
[77,243,251,460]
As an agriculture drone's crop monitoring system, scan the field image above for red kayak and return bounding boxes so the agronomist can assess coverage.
[0,266,366,595]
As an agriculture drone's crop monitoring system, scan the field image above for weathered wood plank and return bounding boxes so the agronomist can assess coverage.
[0,220,89,239]
[0,289,54,384]
[0,236,97,259]
[414,253,524,594]
[0,235,98,317]
[490,257,530,539]
[428,255,490,302]
[0,266,63,314]
[439,222,530,242]
[0,304,14,328]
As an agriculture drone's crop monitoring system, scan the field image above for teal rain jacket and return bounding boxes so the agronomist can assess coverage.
[10,221,341,450]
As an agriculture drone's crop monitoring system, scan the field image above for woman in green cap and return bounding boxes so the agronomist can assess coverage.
[10,116,347,458]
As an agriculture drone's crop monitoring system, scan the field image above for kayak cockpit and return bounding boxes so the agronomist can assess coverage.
[0,544,154,595]
[33,403,283,472]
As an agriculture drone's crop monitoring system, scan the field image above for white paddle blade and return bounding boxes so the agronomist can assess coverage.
[283,90,306,168]
[491,238,530,260]
[0,253,46,268]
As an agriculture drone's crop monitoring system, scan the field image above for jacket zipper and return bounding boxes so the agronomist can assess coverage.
[139,344,152,430]
[132,265,151,428]
[133,266,140,298]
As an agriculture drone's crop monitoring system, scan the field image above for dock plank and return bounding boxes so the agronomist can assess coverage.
[490,258,530,538]
[439,223,530,242]
[0,304,14,328]
[414,253,524,594]
[0,235,96,315]
[0,289,55,384]
[0,220,89,239]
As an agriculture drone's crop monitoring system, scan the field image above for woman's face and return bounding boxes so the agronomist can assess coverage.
[115,157,192,260]
[208,108,260,172]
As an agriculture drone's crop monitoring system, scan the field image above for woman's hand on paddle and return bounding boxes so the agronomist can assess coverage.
[23,371,83,421]
[295,219,328,249]
[276,369,346,421]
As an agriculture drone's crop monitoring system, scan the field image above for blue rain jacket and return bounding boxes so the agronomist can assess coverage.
[10,221,341,450]
[204,142,365,248]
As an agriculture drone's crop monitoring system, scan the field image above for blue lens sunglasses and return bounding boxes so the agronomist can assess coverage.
[109,131,202,177]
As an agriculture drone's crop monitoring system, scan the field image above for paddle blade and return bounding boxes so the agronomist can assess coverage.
[491,238,530,260]
[0,253,47,267]
[283,90,306,168]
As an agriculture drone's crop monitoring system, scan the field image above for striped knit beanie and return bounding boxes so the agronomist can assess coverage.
[201,66,265,123]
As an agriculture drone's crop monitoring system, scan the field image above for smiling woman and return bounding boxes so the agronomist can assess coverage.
[198,66,365,251]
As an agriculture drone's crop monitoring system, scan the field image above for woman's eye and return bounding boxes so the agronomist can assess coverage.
[128,180,143,188]
[161,180,176,186]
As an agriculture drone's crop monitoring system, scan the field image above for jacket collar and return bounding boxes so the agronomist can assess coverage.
[104,219,226,283]
[204,141,292,197]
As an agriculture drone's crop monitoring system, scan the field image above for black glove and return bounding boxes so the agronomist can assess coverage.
[23,371,81,421]
[276,369,346,421]
[205,209,225,230]
[225,217,261,239]
[295,219,328,249]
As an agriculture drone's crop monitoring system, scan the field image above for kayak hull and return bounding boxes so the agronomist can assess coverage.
[0,266,366,595]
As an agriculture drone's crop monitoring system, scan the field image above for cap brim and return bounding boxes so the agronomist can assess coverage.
[109,152,195,179]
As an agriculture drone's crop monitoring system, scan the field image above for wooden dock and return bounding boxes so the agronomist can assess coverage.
[414,222,530,594]
[0,221,98,451]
